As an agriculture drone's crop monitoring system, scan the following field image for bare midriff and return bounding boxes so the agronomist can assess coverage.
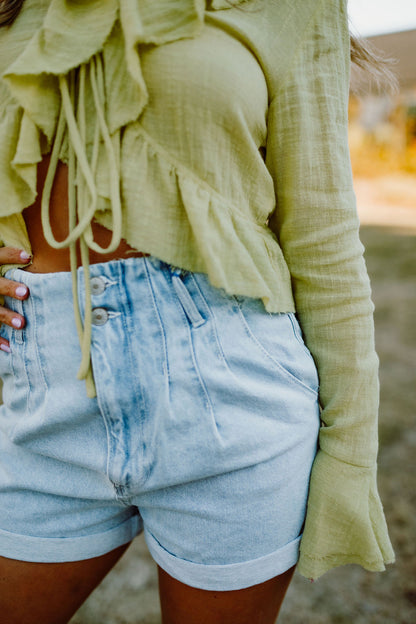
[23,155,148,273]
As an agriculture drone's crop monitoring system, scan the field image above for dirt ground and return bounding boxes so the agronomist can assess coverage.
[1,175,415,623]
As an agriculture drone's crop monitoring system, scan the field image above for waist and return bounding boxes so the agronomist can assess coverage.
[22,202,149,274]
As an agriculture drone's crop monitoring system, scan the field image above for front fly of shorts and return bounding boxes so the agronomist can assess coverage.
[0,256,320,591]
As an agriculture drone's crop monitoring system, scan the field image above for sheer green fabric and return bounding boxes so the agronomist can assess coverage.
[0,0,395,579]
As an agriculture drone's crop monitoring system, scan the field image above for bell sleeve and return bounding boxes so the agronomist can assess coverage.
[265,0,395,579]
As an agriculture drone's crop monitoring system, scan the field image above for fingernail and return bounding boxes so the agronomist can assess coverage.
[15,286,28,297]
[20,251,31,261]
[0,344,11,353]
[11,317,23,329]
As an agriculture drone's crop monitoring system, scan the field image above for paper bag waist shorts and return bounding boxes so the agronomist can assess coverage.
[0,256,320,590]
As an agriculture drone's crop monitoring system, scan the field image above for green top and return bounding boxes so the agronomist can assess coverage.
[0,0,395,580]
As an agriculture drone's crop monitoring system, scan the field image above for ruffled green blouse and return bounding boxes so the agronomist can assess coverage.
[0,0,395,580]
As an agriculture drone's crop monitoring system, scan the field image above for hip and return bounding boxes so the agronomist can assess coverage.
[0,255,320,488]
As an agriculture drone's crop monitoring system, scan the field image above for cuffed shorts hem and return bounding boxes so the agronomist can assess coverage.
[1,258,319,580]
[144,528,301,591]
[0,515,143,563]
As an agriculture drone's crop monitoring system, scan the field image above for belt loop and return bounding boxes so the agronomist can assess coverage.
[171,272,205,328]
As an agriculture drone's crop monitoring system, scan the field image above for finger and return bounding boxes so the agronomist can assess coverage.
[0,307,25,330]
[0,338,11,353]
[0,247,31,265]
[0,276,30,300]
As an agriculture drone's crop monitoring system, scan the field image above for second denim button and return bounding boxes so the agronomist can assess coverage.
[91,308,109,326]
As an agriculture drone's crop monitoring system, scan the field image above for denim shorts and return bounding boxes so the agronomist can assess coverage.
[0,256,320,591]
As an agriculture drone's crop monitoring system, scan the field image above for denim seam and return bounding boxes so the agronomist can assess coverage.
[28,291,49,395]
[80,269,121,490]
[183,313,218,436]
[99,261,147,492]
[166,271,218,434]
[109,261,142,490]
[179,274,262,404]
[119,261,149,488]
[143,258,170,383]
[8,333,30,440]
[158,267,221,431]
[234,302,318,396]
[160,266,203,357]
[188,276,243,377]
[288,313,313,356]
[79,269,113,486]
[5,291,32,437]
[0,323,12,377]
[287,313,319,384]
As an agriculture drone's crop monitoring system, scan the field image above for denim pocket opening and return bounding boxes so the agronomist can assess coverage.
[234,301,319,396]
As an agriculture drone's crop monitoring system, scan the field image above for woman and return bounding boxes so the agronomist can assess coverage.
[0,1,395,622]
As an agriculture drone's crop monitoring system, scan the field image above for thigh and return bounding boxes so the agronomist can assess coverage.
[158,565,296,624]
[0,543,130,624]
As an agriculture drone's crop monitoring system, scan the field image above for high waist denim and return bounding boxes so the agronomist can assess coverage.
[0,256,320,590]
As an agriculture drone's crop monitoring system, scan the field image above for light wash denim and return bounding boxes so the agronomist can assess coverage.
[0,256,320,590]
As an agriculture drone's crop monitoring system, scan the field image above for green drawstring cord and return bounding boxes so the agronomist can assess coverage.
[40,54,123,398]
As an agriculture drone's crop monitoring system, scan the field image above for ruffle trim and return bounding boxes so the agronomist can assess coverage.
[0,0,250,220]
[297,449,396,580]
[95,124,295,312]
[2,0,208,146]
[0,102,40,218]
[0,0,248,218]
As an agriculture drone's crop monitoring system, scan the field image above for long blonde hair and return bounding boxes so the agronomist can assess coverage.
[350,34,398,92]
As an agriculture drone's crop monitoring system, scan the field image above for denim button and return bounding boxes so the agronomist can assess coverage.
[91,308,109,326]
[91,276,106,295]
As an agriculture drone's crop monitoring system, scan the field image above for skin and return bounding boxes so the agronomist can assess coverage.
[0,245,31,341]
[0,156,297,622]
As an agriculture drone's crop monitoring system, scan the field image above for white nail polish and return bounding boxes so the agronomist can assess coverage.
[0,344,11,353]
[11,318,22,329]
[15,286,28,297]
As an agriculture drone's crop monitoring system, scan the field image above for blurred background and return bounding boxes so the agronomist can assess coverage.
[1,2,414,623]
[69,4,416,620]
